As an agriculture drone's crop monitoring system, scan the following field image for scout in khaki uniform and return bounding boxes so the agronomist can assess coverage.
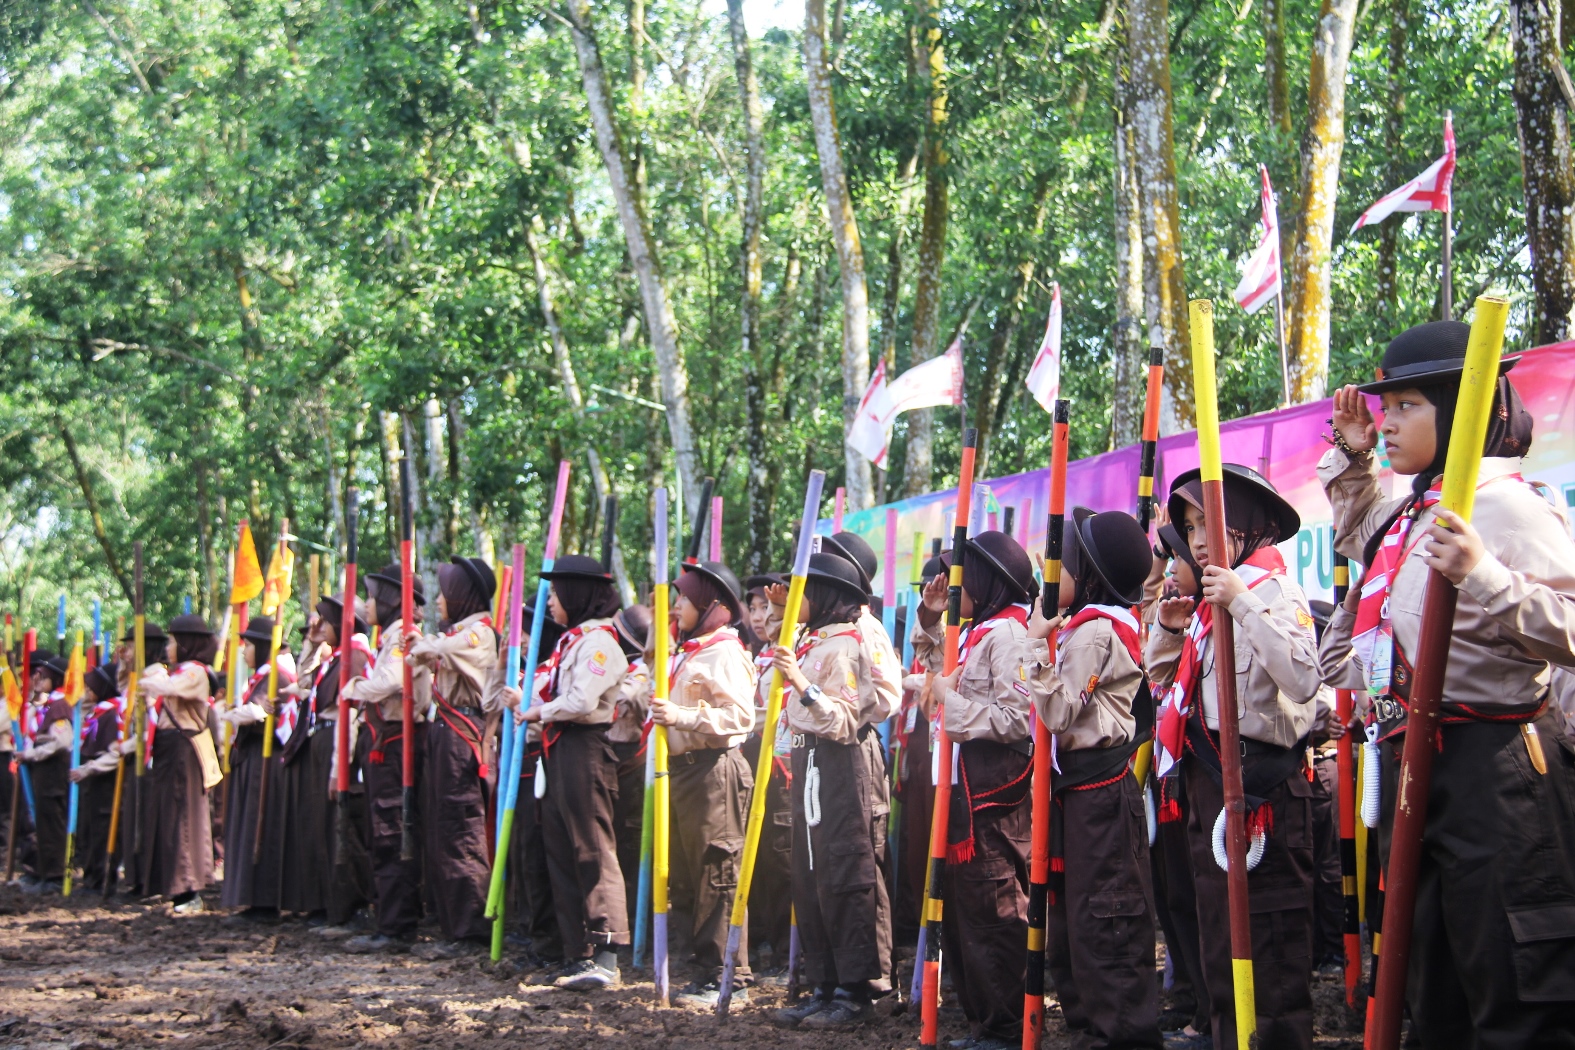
[215,616,294,915]
[17,654,72,893]
[771,553,890,1030]
[1301,601,1346,971]
[894,555,945,948]
[137,615,225,913]
[742,573,793,966]
[607,604,653,937]
[653,561,758,1007]
[341,564,431,951]
[911,532,1037,1050]
[1326,320,1575,1045]
[406,556,499,956]
[1148,465,1319,1050]
[509,554,629,991]
[1027,509,1163,1050]
[68,665,124,893]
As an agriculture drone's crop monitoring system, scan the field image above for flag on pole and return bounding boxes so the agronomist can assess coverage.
[847,358,895,467]
[1233,166,1282,315]
[262,539,296,617]
[846,341,965,465]
[231,523,264,605]
[1024,283,1063,411]
[1350,115,1456,232]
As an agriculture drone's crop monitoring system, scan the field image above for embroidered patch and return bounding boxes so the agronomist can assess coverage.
[1295,607,1314,630]
[589,650,609,676]
[814,660,824,671]
[468,632,481,647]
[845,670,858,691]
[1012,680,1030,697]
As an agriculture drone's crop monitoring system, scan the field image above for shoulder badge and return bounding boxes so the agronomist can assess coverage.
[468,631,481,647]
[1295,607,1314,630]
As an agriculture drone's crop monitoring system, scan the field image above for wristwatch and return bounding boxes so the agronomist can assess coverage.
[801,683,826,706]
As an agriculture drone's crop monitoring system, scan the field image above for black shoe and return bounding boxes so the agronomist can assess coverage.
[343,933,411,954]
[412,939,478,961]
[800,989,874,1029]
[674,981,749,1009]
[773,994,829,1028]
[554,957,619,991]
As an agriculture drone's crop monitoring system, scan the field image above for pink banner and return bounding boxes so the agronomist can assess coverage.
[829,342,1575,602]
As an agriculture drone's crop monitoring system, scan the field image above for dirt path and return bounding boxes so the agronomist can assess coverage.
[0,886,1363,1049]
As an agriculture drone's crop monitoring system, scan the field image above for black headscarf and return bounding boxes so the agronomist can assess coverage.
[1172,477,1283,569]
[1064,527,1122,612]
[962,549,1021,624]
[552,576,621,630]
[1362,376,1536,565]
[172,631,219,666]
[673,570,733,642]
[1157,523,1204,601]
[437,562,489,625]
[804,577,865,635]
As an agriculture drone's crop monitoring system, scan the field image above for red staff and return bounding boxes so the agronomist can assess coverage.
[335,490,360,839]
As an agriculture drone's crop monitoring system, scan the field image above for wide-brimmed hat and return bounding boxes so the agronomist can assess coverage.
[1166,463,1300,544]
[365,563,426,605]
[316,594,369,638]
[84,664,118,701]
[539,554,612,584]
[965,530,1040,602]
[120,622,167,644]
[806,552,868,602]
[1071,508,1153,605]
[743,572,786,595]
[449,556,498,601]
[240,615,282,650]
[612,604,652,652]
[167,614,214,636]
[818,534,873,597]
[1357,320,1518,395]
[680,560,745,617]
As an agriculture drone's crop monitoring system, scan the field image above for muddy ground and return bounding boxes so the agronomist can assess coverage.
[0,885,1365,1049]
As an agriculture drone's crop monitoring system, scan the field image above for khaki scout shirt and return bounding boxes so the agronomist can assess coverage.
[784,624,869,745]
[344,618,433,723]
[1027,617,1143,751]
[911,611,1033,746]
[662,628,758,755]
[536,618,627,726]
[1146,574,1320,749]
[409,612,498,713]
[767,601,900,728]
[607,657,651,745]
[1323,449,1575,710]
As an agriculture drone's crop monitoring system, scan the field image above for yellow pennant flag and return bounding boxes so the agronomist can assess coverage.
[64,634,84,702]
[262,541,295,616]
[2,663,22,722]
[231,523,265,605]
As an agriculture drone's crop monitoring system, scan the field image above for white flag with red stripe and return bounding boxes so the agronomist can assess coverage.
[887,338,965,414]
[1233,166,1282,315]
[847,357,895,467]
[1024,282,1063,412]
[1351,116,1456,233]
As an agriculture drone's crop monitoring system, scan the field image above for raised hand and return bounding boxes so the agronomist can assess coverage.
[1331,384,1378,454]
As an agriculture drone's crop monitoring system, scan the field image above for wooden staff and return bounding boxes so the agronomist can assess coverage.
[920,428,979,1050]
[254,521,291,856]
[686,476,716,565]
[1137,345,1165,533]
[1023,400,1069,1048]
[716,469,827,1018]
[487,541,528,961]
[1369,296,1508,1050]
[1191,299,1255,1050]
[103,547,143,895]
[709,495,723,562]
[603,495,620,569]
[1332,546,1361,1006]
[652,487,674,1005]
[334,491,359,850]
[399,459,418,863]
[62,632,84,896]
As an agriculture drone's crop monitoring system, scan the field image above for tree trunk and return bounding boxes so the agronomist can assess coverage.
[725,0,775,573]
[1375,0,1408,316]
[1509,0,1575,344]
[524,218,636,601]
[902,0,949,496]
[802,0,873,510]
[1285,0,1361,402]
[1126,0,1193,431]
[1262,0,1294,149]
[445,400,492,564]
[60,426,134,604]
[403,414,440,610]
[1111,34,1148,449]
[563,0,702,511]
[974,180,1050,479]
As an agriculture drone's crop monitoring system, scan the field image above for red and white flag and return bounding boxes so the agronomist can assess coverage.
[847,357,895,467]
[1233,166,1281,315]
[1023,283,1063,412]
[1351,115,1456,233]
[887,338,965,415]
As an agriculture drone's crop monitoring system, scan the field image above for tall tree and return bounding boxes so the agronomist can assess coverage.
[902,0,949,495]
[1508,0,1575,344]
[804,0,873,509]
[561,0,702,509]
[1374,0,1409,315]
[1127,0,1193,431]
[1111,31,1148,449]
[1284,0,1361,402]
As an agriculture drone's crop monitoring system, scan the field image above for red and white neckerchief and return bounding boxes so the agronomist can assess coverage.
[1058,603,1144,669]
[1153,547,1286,779]
[541,621,617,698]
[1350,472,1525,702]
[929,605,1030,786]
[307,636,375,720]
[669,625,747,681]
[82,694,126,745]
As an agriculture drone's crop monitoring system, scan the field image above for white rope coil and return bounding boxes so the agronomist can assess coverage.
[1145,781,1158,846]
[1361,723,1382,829]
[1211,807,1267,872]
[534,755,547,800]
[804,749,821,871]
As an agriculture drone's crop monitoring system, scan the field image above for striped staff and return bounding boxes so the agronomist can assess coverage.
[919,429,980,1050]
[484,460,572,954]
[1369,297,1509,1050]
[486,542,528,960]
[334,491,361,863]
[253,521,293,856]
[1137,346,1165,532]
[398,459,419,862]
[103,546,144,895]
[61,631,84,896]
[1332,545,1361,1005]
[1190,299,1256,1050]
[652,487,675,1004]
[716,469,827,1017]
[1023,399,1069,1048]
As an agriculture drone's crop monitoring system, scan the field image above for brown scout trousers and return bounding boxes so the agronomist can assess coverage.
[542,722,629,954]
[28,753,69,880]
[790,727,889,989]
[1309,752,1344,962]
[939,746,1030,1044]
[612,738,645,933]
[421,714,492,941]
[360,723,424,938]
[741,733,794,960]
[1045,771,1163,1050]
[1185,759,1315,1050]
[1375,712,1575,1047]
[894,715,936,945]
[668,745,753,983]
[1151,777,1209,1033]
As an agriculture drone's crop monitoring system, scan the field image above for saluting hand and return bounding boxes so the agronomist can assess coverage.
[765,582,788,608]
[1201,564,1247,608]
[1157,596,1195,632]
[1331,385,1378,454]
[1418,509,1485,585]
